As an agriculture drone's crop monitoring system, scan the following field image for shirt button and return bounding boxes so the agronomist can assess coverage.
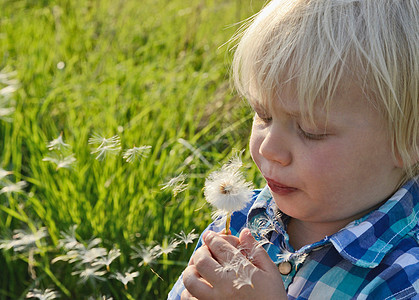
[278,261,292,275]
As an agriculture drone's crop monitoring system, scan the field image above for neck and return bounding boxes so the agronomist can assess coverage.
[287,218,349,250]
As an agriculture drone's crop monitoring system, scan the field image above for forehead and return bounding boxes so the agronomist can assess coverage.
[250,78,383,127]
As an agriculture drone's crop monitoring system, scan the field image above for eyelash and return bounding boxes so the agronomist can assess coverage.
[255,113,327,141]
[297,124,327,141]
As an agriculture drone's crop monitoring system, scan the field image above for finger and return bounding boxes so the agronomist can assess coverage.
[239,228,277,272]
[192,244,225,285]
[217,233,240,248]
[183,265,213,299]
[203,230,241,264]
[180,288,198,300]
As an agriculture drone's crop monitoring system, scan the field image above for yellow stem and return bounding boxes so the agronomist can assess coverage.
[225,212,231,235]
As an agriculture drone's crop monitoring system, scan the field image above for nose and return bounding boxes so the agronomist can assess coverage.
[259,125,292,166]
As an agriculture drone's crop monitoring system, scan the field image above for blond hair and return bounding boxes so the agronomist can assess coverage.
[232,0,419,183]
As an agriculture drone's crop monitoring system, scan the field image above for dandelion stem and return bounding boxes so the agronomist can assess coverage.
[225,212,231,235]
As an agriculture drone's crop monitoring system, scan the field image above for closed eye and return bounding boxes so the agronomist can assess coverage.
[297,124,328,140]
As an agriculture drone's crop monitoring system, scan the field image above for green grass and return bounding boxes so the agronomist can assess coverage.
[0,0,266,298]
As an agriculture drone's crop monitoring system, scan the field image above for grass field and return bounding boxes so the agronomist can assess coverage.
[0,0,266,298]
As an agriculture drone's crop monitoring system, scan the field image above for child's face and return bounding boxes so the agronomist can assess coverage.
[249,80,403,231]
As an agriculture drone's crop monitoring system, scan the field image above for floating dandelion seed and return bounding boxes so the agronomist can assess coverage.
[57,61,65,70]
[52,237,104,265]
[294,253,308,267]
[131,243,162,267]
[174,229,199,249]
[123,145,152,163]
[0,168,12,181]
[157,238,181,255]
[26,288,60,300]
[204,156,253,234]
[42,154,76,170]
[92,248,121,271]
[57,225,83,251]
[88,134,121,160]
[0,227,47,252]
[47,132,69,151]
[233,265,257,289]
[71,265,107,284]
[277,247,293,263]
[0,106,15,121]
[111,269,140,290]
[0,85,17,97]
[160,173,188,196]
[215,252,242,276]
[0,180,27,194]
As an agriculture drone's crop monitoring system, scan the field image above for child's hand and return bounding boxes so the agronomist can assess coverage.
[181,229,287,300]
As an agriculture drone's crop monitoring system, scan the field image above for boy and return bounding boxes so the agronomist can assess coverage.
[169,0,419,298]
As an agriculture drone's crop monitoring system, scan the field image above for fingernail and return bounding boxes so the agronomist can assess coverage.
[203,230,214,241]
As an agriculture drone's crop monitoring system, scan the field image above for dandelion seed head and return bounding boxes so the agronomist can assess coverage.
[204,164,253,213]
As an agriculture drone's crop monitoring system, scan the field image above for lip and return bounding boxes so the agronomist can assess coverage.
[265,177,298,196]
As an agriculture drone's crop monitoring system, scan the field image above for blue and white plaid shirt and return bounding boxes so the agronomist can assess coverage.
[168,178,419,299]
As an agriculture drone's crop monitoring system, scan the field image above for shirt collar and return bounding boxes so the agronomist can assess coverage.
[246,178,419,268]
[330,178,419,268]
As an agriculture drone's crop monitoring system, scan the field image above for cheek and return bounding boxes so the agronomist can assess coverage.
[249,129,262,164]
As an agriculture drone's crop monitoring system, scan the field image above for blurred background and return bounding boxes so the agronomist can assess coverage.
[0,0,265,298]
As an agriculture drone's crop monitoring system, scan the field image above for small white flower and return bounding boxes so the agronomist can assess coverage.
[174,229,199,249]
[122,145,152,163]
[111,269,140,289]
[204,160,253,213]
[0,180,27,194]
[26,288,60,300]
[47,132,69,151]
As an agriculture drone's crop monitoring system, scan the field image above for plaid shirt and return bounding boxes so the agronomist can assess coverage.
[168,178,419,299]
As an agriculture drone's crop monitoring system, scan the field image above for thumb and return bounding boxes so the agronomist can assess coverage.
[239,228,276,272]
